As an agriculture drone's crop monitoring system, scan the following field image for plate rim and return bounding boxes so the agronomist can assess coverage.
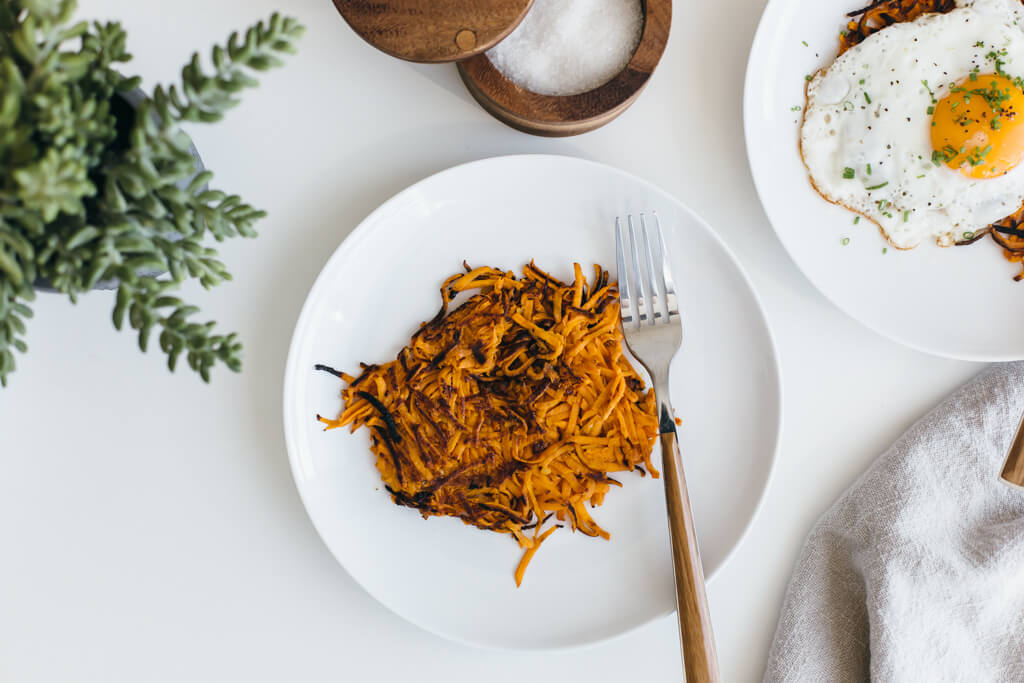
[281,153,784,650]
[743,0,1024,363]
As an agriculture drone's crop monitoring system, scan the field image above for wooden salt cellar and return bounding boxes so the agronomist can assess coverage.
[332,0,672,137]
[458,0,671,137]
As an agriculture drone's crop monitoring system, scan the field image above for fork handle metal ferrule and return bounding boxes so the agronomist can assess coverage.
[657,386,721,683]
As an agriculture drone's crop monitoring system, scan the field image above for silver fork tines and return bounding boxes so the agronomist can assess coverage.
[614,217,634,327]
[639,215,664,325]
[627,216,649,326]
[652,214,680,323]
[616,212,679,330]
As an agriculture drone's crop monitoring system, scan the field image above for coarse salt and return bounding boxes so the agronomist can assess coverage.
[486,0,644,97]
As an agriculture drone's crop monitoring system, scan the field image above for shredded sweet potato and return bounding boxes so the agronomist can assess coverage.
[838,0,955,54]
[317,262,659,586]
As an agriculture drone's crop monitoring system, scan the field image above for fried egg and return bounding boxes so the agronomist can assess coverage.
[801,0,1024,248]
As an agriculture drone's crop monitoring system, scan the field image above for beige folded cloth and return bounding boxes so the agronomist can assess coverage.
[764,363,1024,682]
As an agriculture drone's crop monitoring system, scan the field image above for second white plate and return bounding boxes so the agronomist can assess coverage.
[282,155,781,649]
[746,0,1024,360]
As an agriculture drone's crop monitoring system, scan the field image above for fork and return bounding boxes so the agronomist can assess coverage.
[615,214,720,682]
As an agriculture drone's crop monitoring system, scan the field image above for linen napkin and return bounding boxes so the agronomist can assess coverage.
[764,362,1024,683]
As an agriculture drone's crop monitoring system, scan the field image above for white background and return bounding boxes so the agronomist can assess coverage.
[0,1,983,681]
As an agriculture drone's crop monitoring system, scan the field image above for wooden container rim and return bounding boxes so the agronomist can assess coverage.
[456,0,672,137]
[332,0,537,64]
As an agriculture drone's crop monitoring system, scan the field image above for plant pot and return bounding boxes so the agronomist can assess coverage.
[34,87,206,292]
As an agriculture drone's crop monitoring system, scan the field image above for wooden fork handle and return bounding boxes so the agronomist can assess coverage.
[661,430,721,682]
[1001,409,1024,487]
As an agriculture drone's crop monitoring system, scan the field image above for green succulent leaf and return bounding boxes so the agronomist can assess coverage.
[0,1,303,387]
[12,147,95,221]
[152,12,304,124]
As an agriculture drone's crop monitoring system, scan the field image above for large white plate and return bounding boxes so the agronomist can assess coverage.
[282,155,781,649]
[745,0,1024,360]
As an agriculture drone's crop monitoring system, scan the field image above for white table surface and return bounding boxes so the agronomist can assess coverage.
[0,1,985,681]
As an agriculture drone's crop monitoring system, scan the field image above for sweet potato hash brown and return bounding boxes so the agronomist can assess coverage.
[317,262,660,586]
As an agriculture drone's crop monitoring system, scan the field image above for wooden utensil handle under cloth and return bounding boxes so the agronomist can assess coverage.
[660,428,721,682]
[1001,410,1024,487]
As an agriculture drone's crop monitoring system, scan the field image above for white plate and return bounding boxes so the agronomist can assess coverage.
[282,155,781,649]
[745,0,1024,361]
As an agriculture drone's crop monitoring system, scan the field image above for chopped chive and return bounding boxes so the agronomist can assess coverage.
[843,167,855,179]
[883,247,888,254]
[965,144,992,166]
[802,40,808,47]
[842,237,850,245]
[791,105,802,111]
[932,146,958,166]
[867,163,872,175]
[927,105,935,115]
[903,210,909,222]
[865,181,889,190]
[854,216,860,224]
[859,78,865,84]
[864,92,872,104]
[843,101,854,110]
[963,230,976,239]
[806,74,813,81]
[917,173,926,178]
[922,80,937,104]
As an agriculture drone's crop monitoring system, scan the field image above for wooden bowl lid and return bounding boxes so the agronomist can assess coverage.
[456,0,671,137]
[333,0,535,63]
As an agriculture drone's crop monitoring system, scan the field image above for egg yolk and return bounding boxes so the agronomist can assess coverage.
[930,73,1024,179]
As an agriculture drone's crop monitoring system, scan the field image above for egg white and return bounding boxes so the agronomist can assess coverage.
[801,0,1024,248]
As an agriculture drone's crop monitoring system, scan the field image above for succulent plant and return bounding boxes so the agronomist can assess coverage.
[0,0,304,386]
